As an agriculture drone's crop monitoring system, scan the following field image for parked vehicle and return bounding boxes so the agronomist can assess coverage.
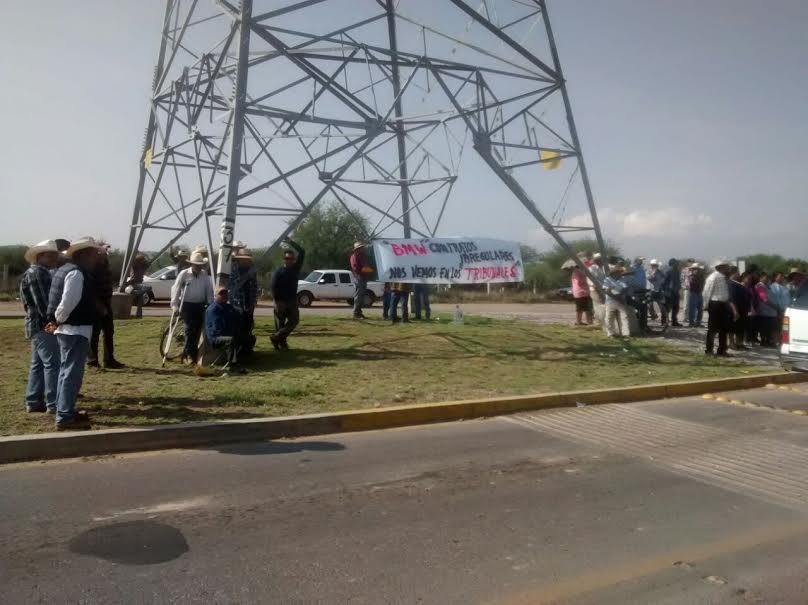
[297,270,384,307]
[140,265,178,304]
[781,287,808,371]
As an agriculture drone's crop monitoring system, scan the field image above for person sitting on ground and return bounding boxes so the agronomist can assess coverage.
[171,250,213,364]
[87,242,125,369]
[270,238,305,350]
[204,287,242,371]
[20,239,62,414]
[230,248,258,354]
[45,237,101,430]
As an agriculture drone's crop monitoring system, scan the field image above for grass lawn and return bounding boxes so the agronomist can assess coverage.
[0,315,770,436]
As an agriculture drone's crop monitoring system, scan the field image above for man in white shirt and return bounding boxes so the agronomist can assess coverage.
[603,266,630,338]
[44,237,100,430]
[702,259,738,357]
[171,250,213,363]
[587,253,606,326]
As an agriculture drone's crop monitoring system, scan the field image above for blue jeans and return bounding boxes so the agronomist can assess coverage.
[353,277,367,317]
[382,291,392,320]
[25,331,60,412]
[56,333,90,425]
[688,292,703,325]
[413,284,431,319]
[391,291,409,321]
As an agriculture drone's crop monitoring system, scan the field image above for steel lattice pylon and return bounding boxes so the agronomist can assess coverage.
[120,0,608,287]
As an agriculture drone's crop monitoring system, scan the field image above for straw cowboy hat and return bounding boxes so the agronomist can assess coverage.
[788,267,805,277]
[353,241,366,251]
[25,239,60,264]
[712,258,731,269]
[561,259,577,270]
[690,262,700,269]
[189,250,208,265]
[649,259,659,266]
[233,248,253,260]
[232,240,246,250]
[65,236,100,258]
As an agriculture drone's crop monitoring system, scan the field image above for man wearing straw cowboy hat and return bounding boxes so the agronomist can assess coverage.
[44,236,101,430]
[171,248,213,364]
[230,246,258,353]
[349,241,372,319]
[20,239,61,414]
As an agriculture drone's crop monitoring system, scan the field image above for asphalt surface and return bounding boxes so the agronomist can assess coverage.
[5,386,808,604]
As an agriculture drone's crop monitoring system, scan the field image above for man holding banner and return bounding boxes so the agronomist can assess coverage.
[349,242,372,319]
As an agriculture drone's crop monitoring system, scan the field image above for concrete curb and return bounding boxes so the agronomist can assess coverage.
[2,372,807,464]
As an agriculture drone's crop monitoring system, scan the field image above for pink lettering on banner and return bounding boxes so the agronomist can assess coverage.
[463,265,518,281]
[391,243,428,256]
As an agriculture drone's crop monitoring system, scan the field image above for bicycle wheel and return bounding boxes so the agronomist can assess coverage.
[159,320,186,360]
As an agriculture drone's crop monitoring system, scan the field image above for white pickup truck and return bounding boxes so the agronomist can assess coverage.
[296,269,385,307]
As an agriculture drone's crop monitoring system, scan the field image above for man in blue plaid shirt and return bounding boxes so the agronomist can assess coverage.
[230,248,258,353]
[20,240,61,413]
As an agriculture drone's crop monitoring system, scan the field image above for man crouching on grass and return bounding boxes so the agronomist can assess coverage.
[205,286,245,374]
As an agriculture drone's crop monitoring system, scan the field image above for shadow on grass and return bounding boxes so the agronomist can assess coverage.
[208,440,346,456]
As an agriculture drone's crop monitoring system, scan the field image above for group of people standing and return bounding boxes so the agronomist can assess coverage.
[349,241,431,323]
[565,252,808,357]
[20,237,117,430]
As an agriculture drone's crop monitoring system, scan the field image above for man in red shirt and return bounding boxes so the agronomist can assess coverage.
[350,242,371,319]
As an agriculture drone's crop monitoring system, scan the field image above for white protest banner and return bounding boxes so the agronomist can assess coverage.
[372,238,524,284]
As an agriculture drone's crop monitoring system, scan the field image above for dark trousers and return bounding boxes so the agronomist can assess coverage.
[237,309,256,352]
[391,291,409,321]
[706,301,730,354]
[89,303,115,363]
[210,336,238,365]
[413,285,431,319]
[181,302,206,360]
[629,295,648,331]
[668,292,680,324]
[755,315,777,346]
[733,312,748,343]
[382,291,392,320]
[273,301,300,342]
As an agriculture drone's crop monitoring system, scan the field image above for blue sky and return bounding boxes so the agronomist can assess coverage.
[1,0,805,261]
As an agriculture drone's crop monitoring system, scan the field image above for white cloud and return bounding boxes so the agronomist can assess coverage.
[564,207,713,239]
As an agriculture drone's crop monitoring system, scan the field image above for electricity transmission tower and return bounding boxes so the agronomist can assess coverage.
[121,0,608,287]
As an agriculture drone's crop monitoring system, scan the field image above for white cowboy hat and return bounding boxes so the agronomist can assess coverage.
[649,258,659,266]
[65,236,100,258]
[189,251,208,265]
[593,252,602,259]
[561,259,577,270]
[25,239,60,264]
[232,240,246,249]
[690,262,700,269]
[353,241,366,250]
[712,258,730,268]
[233,248,253,260]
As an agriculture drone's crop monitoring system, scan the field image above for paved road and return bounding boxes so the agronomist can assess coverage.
[5,386,808,604]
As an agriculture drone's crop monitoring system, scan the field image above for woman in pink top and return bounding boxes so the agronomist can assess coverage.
[570,266,593,325]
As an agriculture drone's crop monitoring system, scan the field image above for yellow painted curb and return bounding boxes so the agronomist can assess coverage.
[2,371,808,464]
